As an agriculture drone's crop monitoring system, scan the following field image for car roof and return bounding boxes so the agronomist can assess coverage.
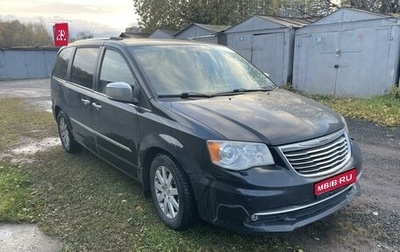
[66,37,223,48]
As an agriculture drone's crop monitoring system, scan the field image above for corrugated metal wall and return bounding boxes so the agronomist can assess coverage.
[224,16,304,86]
[227,30,295,86]
[293,9,400,98]
[0,48,58,80]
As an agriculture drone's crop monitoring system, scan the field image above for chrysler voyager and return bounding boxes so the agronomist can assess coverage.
[50,38,362,233]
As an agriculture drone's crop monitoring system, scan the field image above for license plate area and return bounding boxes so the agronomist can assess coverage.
[314,169,357,196]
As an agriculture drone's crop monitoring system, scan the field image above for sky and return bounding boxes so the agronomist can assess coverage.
[0,0,139,38]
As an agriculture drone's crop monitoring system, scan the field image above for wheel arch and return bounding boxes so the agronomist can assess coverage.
[55,107,75,132]
[53,105,62,120]
[142,146,166,198]
[142,146,191,196]
[139,134,199,199]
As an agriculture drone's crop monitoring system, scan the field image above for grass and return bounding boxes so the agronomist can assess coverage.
[0,99,56,151]
[8,147,303,251]
[0,98,397,251]
[0,163,36,222]
[3,147,316,251]
[303,93,400,127]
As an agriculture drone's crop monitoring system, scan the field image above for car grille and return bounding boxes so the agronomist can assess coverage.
[279,129,351,177]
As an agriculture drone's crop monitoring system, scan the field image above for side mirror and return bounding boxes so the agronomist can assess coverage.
[106,82,138,103]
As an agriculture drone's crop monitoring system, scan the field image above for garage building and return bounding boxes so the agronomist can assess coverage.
[292,8,400,98]
[174,23,230,44]
[224,15,310,85]
[149,29,178,39]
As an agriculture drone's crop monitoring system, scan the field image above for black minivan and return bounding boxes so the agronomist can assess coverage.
[51,38,362,233]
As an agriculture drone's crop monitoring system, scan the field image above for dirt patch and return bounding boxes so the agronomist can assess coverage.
[0,224,61,252]
[0,138,62,251]
[10,138,60,156]
[27,98,52,114]
[0,78,52,114]
[0,79,62,251]
[0,78,50,99]
[0,137,60,164]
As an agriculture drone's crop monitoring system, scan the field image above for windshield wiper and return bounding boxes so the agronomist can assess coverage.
[158,88,274,99]
[211,88,273,97]
[211,89,244,97]
[181,92,212,99]
[232,88,274,93]
[158,92,212,99]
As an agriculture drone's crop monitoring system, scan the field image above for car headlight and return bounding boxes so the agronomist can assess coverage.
[341,115,349,134]
[207,141,274,171]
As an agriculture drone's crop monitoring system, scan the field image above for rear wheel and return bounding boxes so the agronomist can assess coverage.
[57,111,82,153]
[150,154,197,230]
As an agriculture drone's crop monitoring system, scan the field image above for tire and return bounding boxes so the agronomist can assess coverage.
[150,154,197,230]
[57,111,82,153]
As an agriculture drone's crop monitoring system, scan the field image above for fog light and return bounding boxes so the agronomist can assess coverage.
[251,214,259,222]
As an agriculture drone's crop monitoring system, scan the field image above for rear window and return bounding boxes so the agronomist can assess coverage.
[70,47,99,89]
[53,47,74,79]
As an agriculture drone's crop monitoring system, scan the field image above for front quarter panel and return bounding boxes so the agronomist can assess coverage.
[136,104,219,196]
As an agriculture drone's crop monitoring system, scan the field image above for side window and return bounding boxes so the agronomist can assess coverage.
[70,48,99,89]
[53,47,74,79]
[98,49,136,94]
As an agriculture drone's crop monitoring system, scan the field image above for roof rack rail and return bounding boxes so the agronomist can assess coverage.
[110,37,123,40]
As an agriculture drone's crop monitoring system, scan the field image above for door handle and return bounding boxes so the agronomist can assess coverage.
[92,102,102,111]
[81,98,91,105]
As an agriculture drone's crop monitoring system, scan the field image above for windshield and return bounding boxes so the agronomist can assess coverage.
[131,45,276,96]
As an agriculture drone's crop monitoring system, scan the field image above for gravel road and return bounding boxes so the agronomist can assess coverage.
[0,78,52,112]
[0,78,399,251]
[345,118,400,250]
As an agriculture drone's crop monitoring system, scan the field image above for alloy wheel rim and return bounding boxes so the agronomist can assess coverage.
[59,117,70,148]
[154,165,179,219]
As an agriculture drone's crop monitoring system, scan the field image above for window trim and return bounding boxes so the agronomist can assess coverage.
[70,46,101,90]
[52,47,75,80]
[95,47,138,94]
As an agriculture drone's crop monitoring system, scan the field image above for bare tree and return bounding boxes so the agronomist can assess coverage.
[0,19,52,48]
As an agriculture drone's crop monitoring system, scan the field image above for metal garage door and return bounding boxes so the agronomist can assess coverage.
[252,33,285,85]
[295,27,393,97]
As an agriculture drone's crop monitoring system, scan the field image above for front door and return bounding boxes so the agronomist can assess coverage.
[91,48,139,178]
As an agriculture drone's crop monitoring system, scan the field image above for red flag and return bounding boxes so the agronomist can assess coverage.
[54,23,69,46]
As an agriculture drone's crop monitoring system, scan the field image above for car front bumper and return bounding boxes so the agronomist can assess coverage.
[216,182,360,233]
[193,143,363,233]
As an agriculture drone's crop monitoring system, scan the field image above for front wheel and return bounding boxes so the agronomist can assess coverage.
[150,154,197,230]
[57,111,82,153]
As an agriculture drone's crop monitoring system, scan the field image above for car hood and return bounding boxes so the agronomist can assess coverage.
[170,89,343,145]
